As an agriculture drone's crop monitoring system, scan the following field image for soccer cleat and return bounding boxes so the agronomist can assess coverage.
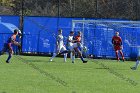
[122,59,125,62]
[130,67,137,70]
[6,60,10,63]
[83,60,88,63]
[117,59,120,62]
[49,59,53,62]
[72,61,74,63]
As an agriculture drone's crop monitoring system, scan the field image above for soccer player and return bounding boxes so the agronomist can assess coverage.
[0,29,21,63]
[50,29,67,62]
[67,31,75,63]
[131,49,140,70]
[112,32,124,61]
[131,59,140,70]
[67,31,87,63]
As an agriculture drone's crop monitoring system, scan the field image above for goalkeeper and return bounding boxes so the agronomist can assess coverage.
[0,29,22,63]
[112,32,125,61]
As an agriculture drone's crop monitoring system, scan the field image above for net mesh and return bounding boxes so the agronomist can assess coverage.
[72,19,140,58]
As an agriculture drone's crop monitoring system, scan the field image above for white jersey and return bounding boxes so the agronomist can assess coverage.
[57,34,64,46]
[56,34,66,52]
[67,35,79,51]
[67,35,73,47]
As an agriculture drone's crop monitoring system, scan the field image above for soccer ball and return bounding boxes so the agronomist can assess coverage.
[83,46,87,52]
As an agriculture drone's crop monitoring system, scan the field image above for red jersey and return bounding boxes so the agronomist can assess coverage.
[75,35,81,42]
[112,36,122,46]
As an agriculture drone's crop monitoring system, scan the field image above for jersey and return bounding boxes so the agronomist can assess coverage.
[57,34,64,46]
[67,35,74,47]
[7,34,16,44]
[75,35,81,42]
[4,34,17,51]
[112,36,122,46]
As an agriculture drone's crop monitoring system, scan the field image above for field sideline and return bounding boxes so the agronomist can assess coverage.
[0,55,140,93]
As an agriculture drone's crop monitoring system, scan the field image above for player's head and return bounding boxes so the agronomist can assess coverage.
[14,29,19,35]
[58,29,62,34]
[77,31,82,36]
[70,31,74,36]
[115,32,119,36]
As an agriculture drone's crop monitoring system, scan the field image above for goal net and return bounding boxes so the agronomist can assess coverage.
[72,19,140,58]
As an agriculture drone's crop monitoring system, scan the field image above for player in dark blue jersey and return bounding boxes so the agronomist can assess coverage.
[0,29,21,63]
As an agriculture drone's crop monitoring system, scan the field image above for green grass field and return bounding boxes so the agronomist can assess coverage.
[0,55,140,93]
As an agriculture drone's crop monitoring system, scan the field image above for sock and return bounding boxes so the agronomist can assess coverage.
[80,56,84,62]
[135,60,140,68]
[6,54,12,62]
[72,56,75,62]
[120,51,124,60]
[70,52,73,60]
[64,53,67,62]
[59,50,69,55]
[50,53,57,60]
[115,51,119,60]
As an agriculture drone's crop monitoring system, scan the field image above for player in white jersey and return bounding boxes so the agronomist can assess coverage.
[131,47,140,70]
[50,29,67,62]
[67,31,87,63]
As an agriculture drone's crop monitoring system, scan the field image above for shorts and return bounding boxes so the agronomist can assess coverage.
[68,43,78,51]
[57,45,66,52]
[114,45,121,51]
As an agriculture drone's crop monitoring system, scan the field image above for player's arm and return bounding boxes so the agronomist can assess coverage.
[56,35,60,46]
[112,37,115,45]
[67,36,72,42]
[119,37,123,49]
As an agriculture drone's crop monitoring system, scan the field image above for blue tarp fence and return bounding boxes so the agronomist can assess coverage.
[0,15,20,53]
[0,15,140,58]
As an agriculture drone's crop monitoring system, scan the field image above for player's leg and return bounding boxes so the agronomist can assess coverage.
[61,46,67,62]
[6,49,13,63]
[114,46,120,61]
[131,57,140,70]
[71,51,75,63]
[50,45,60,62]
[68,45,74,61]
[50,52,58,62]
[74,48,87,63]
[115,50,119,61]
[119,50,125,61]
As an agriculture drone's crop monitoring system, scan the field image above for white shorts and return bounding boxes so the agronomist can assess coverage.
[68,43,78,51]
[57,44,66,52]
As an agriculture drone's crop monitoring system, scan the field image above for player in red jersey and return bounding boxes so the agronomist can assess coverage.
[0,29,21,63]
[72,31,87,63]
[75,31,81,43]
[112,32,124,61]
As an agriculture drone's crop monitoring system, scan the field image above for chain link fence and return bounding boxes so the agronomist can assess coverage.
[0,0,140,20]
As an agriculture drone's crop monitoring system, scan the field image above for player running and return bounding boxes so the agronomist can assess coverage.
[0,29,21,63]
[112,32,125,61]
[130,47,140,70]
[50,29,67,62]
[67,31,87,63]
